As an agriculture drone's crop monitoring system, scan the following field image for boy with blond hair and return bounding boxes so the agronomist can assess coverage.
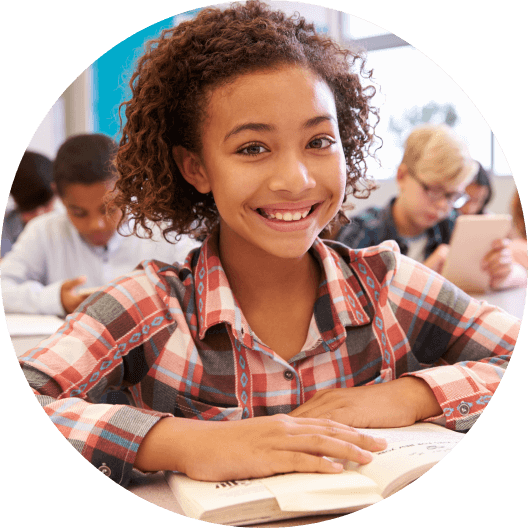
[336,124,523,289]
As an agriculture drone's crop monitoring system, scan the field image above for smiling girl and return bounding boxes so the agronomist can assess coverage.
[17,1,519,487]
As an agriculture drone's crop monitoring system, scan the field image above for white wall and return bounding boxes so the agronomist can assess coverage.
[26,68,93,162]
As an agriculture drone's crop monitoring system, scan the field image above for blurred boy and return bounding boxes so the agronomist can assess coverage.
[1,133,199,315]
[336,124,523,289]
[1,151,57,256]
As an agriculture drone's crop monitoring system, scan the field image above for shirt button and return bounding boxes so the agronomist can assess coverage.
[98,463,112,477]
[283,370,294,381]
[457,402,471,415]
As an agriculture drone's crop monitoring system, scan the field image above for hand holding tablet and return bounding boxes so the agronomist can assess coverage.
[441,214,512,293]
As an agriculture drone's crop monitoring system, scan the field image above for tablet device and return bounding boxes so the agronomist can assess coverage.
[442,214,512,293]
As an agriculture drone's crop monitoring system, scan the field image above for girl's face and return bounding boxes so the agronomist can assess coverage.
[182,65,346,260]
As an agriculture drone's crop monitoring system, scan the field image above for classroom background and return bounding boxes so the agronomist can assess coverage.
[24,1,518,218]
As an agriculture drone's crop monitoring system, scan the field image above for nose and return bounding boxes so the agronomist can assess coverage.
[268,153,316,195]
[89,214,108,232]
[433,195,451,213]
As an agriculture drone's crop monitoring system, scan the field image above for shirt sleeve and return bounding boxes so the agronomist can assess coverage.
[1,219,65,315]
[387,252,520,432]
[18,269,176,487]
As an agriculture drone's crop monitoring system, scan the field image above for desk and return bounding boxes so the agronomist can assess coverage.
[472,286,526,320]
[7,288,526,524]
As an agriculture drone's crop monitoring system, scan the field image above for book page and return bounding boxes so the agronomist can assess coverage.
[261,471,382,512]
[350,423,463,497]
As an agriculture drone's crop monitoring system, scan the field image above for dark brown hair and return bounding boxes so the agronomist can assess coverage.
[54,133,118,196]
[113,1,378,240]
[11,151,54,212]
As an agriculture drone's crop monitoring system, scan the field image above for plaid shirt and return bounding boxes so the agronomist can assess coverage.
[19,233,519,487]
[336,198,458,260]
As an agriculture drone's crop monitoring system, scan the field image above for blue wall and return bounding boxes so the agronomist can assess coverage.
[92,10,201,141]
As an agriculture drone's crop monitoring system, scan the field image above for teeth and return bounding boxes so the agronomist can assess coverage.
[259,207,312,221]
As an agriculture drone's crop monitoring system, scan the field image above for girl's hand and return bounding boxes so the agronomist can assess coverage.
[135,414,387,481]
[481,239,527,290]
[289,378,442,429]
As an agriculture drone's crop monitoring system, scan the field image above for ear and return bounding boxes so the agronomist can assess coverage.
[396,163,408,182]
[396,163,409,191]
[172,145,211,194]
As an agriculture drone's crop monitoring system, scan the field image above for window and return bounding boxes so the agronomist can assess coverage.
[362,46,493,180]
[343,14,388,39]
[340,13,510,179]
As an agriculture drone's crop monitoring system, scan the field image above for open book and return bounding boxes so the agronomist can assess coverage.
[165,422,463,525]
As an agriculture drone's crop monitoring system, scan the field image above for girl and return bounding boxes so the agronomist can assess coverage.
[457,162,493,215]
[18,1,518,488]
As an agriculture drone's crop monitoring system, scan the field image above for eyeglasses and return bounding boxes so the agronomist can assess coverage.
[408,171,469,209]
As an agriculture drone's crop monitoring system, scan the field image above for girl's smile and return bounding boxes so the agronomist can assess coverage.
[253,201,324,232]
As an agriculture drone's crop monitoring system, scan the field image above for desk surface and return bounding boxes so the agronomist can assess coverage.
[7,287,526,524]
[472,286,526,320]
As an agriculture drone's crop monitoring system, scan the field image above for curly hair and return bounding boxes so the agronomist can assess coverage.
[113,0,378,241]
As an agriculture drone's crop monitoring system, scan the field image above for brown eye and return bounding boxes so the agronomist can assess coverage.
[238,144,267,156]
[307,137,334,149]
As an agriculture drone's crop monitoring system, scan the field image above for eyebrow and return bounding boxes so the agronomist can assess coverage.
[223,114,336,142]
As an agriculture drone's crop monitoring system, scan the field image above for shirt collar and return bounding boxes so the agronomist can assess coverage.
[193,233,374,348]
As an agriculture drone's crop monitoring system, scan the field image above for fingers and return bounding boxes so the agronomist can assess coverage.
[62,275,87,291]
[491,238,510,251]
[288,419,387,452]
[60,276,90,313]
[275,430,385,472]
[273,451,345,475]
[482,244,513,275]
[280,418,387,471]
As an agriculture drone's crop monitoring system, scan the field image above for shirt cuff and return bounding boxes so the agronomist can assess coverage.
[44,280,67,316]
[85,406,173,488]
[403,365,490,432]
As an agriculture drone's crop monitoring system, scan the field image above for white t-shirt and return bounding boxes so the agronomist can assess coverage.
[403,233,428,263]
